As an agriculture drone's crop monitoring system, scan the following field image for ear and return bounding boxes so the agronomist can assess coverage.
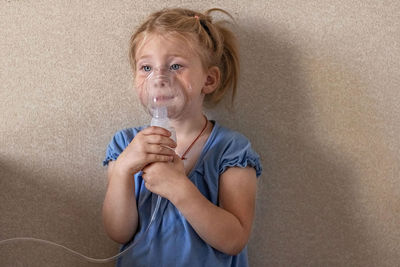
[202,66,220,94]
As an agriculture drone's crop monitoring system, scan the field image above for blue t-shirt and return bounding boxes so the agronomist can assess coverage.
[103,121,262,267]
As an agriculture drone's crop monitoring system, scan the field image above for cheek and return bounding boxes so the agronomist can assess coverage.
[134,76,145,90]
[134,79,147,103]
[174,76,192,102]
[177,73,199,94]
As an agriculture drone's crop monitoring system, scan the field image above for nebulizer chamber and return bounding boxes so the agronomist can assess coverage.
[145,70,177,142]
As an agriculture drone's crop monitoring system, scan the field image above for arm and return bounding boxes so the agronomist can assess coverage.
[102,161,138,244]
[173,166,257,255]
[102,127,177,244]
[143,157,257,255]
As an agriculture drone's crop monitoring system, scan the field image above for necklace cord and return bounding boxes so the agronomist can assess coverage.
[180,116,208,160]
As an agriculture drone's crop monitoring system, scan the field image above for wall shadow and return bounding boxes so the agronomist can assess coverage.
[0,157,118,267]
[207,20,379,266]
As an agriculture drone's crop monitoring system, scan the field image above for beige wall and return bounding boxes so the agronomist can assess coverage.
[1,1,399,266]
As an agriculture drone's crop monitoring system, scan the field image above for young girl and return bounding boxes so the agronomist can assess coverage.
[102,8,262,267]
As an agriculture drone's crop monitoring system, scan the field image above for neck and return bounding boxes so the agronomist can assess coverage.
[170,112,206,142]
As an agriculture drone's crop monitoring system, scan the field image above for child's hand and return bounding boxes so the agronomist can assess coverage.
[114,126,177,176]
[142,153,187,199]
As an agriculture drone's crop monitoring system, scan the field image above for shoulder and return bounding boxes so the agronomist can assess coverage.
[211,122,253,151]
[207,121,263,177]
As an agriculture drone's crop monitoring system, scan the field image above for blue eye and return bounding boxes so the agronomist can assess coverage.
[170,64,182,71]
[141,65,151,72]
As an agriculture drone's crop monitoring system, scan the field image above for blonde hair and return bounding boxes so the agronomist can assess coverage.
[129,8,240,106]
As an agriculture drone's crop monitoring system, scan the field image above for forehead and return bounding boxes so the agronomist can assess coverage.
[135,32,200,60]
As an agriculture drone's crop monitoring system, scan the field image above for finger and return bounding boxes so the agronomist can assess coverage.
[146,134,177,148]
[145,153,174,163]
[147,144,176,156]
[141,170,150,181]
[144,182,153,192]
[172,153,181,162]
[142,126,172,137]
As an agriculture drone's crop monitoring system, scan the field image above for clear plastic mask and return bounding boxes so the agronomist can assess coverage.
[138,67,188,120]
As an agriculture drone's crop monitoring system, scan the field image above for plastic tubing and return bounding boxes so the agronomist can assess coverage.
[0,195,161,263]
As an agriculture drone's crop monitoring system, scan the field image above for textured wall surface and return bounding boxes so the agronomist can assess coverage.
[1,1,399,266]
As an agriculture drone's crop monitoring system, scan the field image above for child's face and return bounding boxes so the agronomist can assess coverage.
[134,33,209,119]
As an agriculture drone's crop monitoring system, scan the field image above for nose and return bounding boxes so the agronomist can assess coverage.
[148,67,171,89]
[152,66,169,76]
[151,75,170,88]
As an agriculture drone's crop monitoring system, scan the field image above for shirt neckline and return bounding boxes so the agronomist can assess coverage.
[187,120,219,178]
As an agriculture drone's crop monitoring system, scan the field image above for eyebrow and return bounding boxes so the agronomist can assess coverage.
[136,54,190,62]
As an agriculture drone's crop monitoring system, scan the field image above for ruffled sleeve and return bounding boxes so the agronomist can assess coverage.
[218,131,262,178]
[102,127,144,166]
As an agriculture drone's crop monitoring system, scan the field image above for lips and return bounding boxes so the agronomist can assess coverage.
[154,95,174,102]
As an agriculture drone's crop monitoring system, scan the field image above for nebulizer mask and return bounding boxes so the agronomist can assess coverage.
[143,67,181,139]
[140,65,188,136]
[0,67,187,264]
